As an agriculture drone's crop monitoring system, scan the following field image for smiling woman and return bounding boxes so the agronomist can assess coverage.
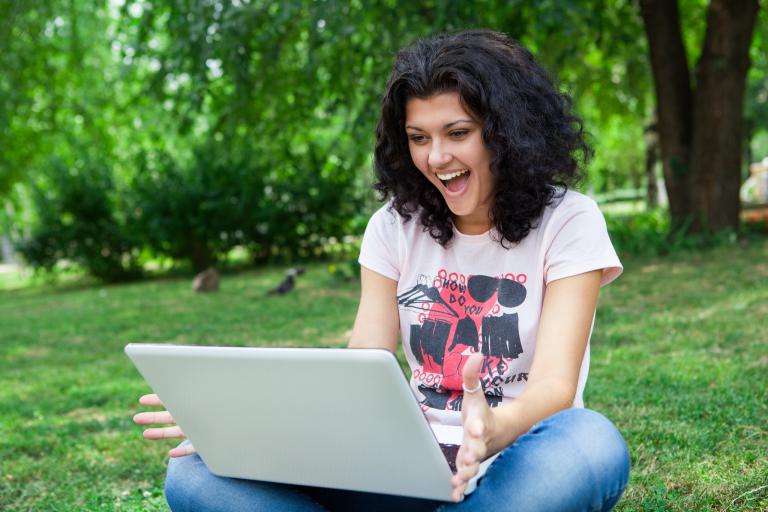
[138,30,630,512]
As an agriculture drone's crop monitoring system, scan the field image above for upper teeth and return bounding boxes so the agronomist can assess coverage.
[437,169,469,181]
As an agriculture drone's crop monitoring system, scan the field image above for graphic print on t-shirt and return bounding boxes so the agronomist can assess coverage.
[398,269,527,412]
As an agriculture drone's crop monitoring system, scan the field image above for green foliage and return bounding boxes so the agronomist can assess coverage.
[604,208,767,257]
[128,136,367,271]
[327,259,362,283]
[606,209,673,256]
[16,158,141,282]
[2,0,767,274]
[244,139,368,262]
[746,6,768,163]
[0,1,120,197]
[129,147,262,271]
[585,116,646,194]
[325,236,364,283]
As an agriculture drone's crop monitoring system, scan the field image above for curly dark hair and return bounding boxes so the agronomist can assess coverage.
[373,30,592,247]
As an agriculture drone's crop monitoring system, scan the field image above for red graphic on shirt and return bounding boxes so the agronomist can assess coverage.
[398,269,528,411]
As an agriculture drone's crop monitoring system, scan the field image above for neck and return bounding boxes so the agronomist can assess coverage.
[454,213,492,235]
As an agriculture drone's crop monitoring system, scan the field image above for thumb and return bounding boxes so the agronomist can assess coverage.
[462,353,484,394]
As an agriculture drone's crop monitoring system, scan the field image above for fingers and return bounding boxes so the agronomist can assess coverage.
[453,459,480,481]
[451,444,482,502]
[462,353,484,393]
[169,443,196,458]
[451,461,480,488]
[136,393,188,450]
[451,478,466,503]
[133,410,175,425]
[451,485,465,503]
[457,438,486,468]
[142,425,185,440]
[139,393,164,406]
[451,462,479,502]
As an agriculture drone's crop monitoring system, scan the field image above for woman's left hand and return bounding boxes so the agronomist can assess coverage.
[451,353,499,502]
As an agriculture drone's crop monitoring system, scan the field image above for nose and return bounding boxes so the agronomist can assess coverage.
[428,140,452,169]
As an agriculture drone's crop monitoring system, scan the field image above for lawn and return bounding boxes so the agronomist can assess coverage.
[0,239,766,511]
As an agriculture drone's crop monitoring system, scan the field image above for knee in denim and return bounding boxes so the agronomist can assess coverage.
[164,454,210,511]
[562,409,630,482]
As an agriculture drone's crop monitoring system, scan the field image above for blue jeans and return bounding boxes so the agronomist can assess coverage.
[165,408,630,511]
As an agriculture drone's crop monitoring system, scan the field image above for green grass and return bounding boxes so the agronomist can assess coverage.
[592,240,768,511]
[1,240,766,511]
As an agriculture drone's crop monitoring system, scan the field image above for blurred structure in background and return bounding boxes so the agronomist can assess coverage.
[1,236,15,264]
[741,158,768,205]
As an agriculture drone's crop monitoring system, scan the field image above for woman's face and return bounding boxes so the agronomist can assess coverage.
[404,92,494,235]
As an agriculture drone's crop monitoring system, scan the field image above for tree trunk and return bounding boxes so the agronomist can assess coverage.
[644,110,659,210]
[687,0,759,232]
[639,0,759,233]
[638,0,692,228]
[189,236,214,273]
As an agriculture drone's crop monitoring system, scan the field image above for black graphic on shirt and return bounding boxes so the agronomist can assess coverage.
[410,319,451,366]
[398,284,460,319]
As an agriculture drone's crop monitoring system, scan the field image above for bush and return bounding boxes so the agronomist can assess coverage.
[128,148,262,272]
[244,142,368,262]
[605,209,673,256]
[128,140,368,270]
[16,158,142,282]
[604,208,761,257]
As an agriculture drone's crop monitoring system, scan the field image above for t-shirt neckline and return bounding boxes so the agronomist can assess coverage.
[452,224,497,243]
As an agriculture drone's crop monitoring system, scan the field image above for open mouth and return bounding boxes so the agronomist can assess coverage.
[437,169,471,193]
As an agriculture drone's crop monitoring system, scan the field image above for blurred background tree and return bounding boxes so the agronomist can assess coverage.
[1,0,766,280]
[640,0,760,232]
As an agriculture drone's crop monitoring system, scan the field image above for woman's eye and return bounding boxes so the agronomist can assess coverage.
[408,135,427,144]
[450,130,469,138]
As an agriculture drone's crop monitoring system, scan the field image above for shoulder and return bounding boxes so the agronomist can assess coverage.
[360,201,433,282]
[367,201,401,227]
[548,189,601,215]
[542,189,606,229]
[365,201,427,239]
[540,189,622,286]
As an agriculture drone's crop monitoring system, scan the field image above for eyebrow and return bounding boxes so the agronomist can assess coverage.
[405,119,476,131]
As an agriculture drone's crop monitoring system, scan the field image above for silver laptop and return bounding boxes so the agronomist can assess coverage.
[125,343,498,502]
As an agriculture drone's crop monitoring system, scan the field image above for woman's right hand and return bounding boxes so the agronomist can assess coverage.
[133,393,196,457]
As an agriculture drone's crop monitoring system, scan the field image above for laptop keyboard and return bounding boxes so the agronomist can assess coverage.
[439,444,459,474]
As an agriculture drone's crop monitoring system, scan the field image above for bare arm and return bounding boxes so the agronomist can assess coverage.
[347,266,399,352]
[489,269,603,450]
[451,269,603,501]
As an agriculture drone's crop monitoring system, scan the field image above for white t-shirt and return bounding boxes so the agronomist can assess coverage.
[358,190,622,426]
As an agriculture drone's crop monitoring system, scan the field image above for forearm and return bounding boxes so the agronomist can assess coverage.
[488,377,575,455]
[486,271,603,454]
[347,267,399,351]
[347,308,398,351]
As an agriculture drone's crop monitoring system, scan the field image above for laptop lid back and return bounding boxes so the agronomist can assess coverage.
[125,344,456,501]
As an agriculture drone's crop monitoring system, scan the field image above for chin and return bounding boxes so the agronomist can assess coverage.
[445,203,474,219]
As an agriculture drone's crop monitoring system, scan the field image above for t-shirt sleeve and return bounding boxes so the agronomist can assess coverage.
[358,205,401,282]
[544,196,622,287]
